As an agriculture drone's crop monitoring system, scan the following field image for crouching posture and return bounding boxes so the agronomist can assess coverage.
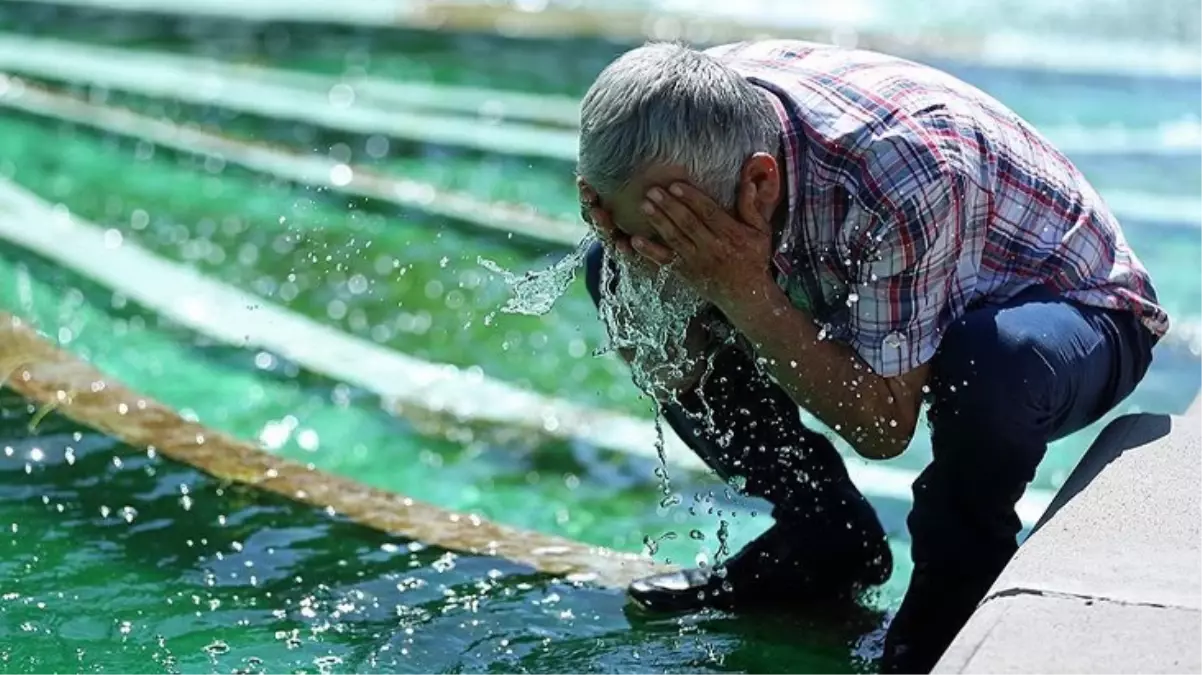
[576,41,1166,672]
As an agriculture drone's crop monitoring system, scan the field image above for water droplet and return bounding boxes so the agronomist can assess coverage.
[347,274,369,295]
[642,535,659,556]
[715,520,731,564]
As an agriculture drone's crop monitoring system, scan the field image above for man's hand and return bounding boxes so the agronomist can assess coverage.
[577,177,633,256]
[631,181,775,317]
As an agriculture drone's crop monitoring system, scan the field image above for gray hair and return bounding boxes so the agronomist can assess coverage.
[577,42,780,209]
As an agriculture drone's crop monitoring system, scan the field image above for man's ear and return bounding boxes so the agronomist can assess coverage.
[739,152,782,222]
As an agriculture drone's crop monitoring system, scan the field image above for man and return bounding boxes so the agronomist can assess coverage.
[576,41,1167,672]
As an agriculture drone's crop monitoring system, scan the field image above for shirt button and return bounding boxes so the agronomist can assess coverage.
[882,332,905,349]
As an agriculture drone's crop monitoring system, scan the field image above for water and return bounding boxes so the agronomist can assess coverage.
[477,235,591,318]
[0,2,1197,672]
[0,403,871,674]
[480,230,719,509]
[0,247,889,672]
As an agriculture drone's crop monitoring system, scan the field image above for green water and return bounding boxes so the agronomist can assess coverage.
[0,400,874,674]
[0,249,892,674]
[0,4,1199,673]
[2,110,1197,484]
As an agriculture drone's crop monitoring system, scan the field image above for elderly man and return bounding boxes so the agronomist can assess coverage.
[576,41,1167,672]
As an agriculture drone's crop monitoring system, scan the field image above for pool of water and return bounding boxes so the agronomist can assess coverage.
[0,2,1198,673]
[1,400,880,674]
[0,250,888,674]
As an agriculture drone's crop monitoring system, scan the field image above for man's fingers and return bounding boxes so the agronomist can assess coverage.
[577,178,601,225]
[579,198,599,226]
[667,183,724,232]
[613,236,635,256]
[583,205,635,255]
[642,194,697,253]
[589,207,619,239]
[576,176,595,196]
[647,187,708,240]
[631,236,676,266]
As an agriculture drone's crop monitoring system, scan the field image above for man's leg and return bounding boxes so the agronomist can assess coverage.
[585,242,892,609]
[882,287,1157,673]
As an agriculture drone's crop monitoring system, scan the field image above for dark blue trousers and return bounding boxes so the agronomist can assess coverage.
[584,243,1157,671]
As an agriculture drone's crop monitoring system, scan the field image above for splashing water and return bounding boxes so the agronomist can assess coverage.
[477,235,707,396]
[480,235,710,556]
[594,251,709,394]
[714,519,732,567]
[476,237,593,318]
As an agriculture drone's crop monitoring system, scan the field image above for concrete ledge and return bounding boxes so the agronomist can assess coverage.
[935,402,1201,674]
[937,593,1200,674]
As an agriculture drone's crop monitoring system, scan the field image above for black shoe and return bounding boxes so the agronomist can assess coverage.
[628,520,891,614]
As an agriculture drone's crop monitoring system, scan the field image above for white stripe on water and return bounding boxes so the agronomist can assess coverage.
[0,76,582,245]
[1,33,1198,159]
[17,0,1202,78]
[0,34,581,163]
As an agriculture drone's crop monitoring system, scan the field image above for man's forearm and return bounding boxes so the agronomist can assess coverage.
[719,278,918,458]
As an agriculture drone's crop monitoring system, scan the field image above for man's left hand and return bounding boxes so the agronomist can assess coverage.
[632,181,775,315]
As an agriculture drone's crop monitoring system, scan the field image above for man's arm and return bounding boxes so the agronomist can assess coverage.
[719,278,928,459]
[723,137,962,458]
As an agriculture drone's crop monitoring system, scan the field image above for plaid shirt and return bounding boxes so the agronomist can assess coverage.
[707,40,1170,377]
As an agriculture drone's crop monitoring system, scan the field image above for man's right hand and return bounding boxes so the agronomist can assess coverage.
[577,177,634,256]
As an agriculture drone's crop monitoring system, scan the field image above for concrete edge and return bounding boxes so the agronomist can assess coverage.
[935,398,1202,673]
